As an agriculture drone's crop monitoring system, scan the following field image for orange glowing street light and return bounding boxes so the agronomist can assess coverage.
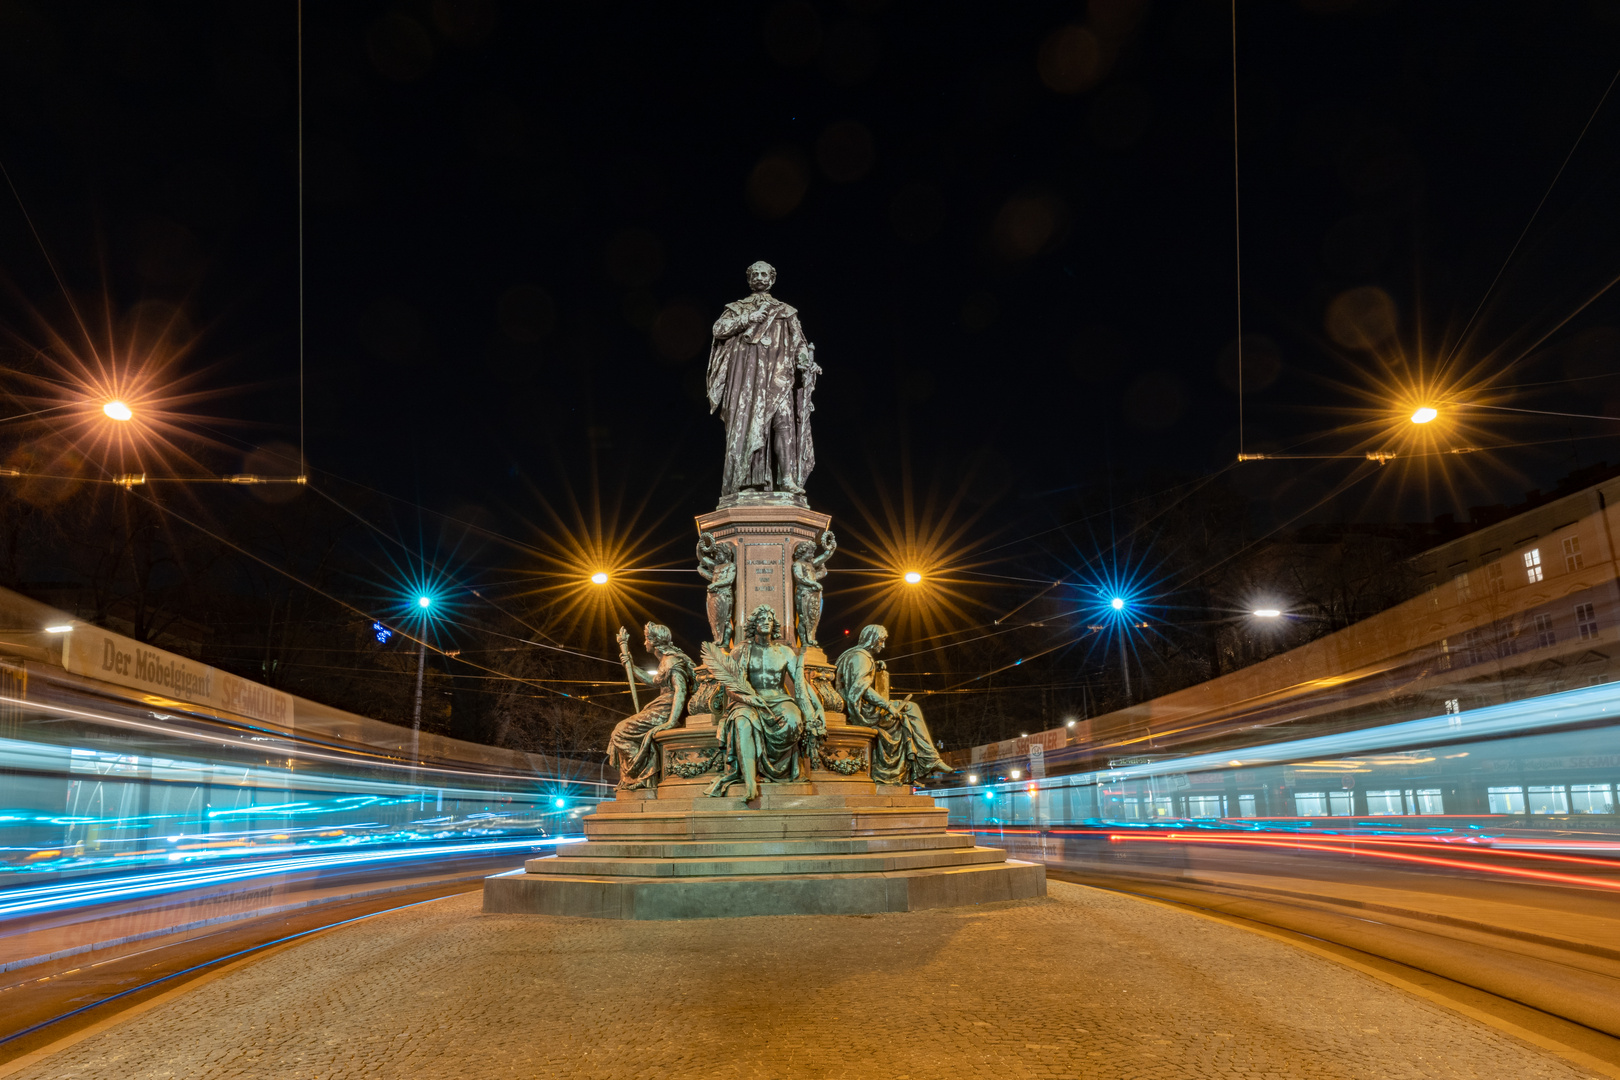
[1409,406,1438,424]
[903,571,922,584]
[102,400,133,422]
[590,571,609,585]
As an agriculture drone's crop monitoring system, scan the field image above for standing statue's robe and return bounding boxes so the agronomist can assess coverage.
[706,294,812,496]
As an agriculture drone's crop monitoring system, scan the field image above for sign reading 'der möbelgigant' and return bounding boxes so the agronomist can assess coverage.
[61,625,293,726]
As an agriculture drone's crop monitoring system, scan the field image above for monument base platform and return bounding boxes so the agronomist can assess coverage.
[483,783,1045,919]
[483,855,1044,920]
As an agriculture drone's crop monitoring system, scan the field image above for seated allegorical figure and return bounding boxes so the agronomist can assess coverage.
[834,624,948,786]
[605,622,696,790]
[702,604,826,802]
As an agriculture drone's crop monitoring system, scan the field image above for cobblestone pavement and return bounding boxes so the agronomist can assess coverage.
[12,881,1601,1079]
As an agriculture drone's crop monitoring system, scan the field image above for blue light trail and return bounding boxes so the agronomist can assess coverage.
[0,837,584,919]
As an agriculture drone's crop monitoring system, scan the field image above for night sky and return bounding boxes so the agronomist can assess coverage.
[4,0,1620,636]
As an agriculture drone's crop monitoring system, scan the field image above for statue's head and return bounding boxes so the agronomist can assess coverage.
[716,540,735,563]
[792,539,816,560]
[856,624,889,654]
[746,261,776,294]
[645,622,673,652]
[744,603,780,643]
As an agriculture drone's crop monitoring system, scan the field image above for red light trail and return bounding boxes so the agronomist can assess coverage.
[1100,831,1620,892]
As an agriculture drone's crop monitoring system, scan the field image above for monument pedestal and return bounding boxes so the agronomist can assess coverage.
[483,713,1044,919]
[696,500,829,646]
[481,490,1046,919]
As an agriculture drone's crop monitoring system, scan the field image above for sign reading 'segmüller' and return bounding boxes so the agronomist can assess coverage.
[62,625,293,726]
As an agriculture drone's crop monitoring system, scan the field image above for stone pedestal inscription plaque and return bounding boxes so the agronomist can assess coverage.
[695,502,830,647]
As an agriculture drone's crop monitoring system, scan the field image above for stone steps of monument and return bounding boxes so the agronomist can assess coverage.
[595,792,942,814]
[482,859,1048,919]
[565,832,975,860]
[583,807,948,842]
[523,844,1006,879]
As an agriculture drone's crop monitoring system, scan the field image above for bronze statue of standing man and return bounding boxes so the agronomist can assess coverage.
[706,261,819,502]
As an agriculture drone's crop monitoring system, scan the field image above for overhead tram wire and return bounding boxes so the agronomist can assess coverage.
[254,424,1620,689]
[974,465,1239,559]
[1444,62,1620,370]
[0,156,104,370]
[297,0,306,481]
[1436,401,1620,424]
[883,612,1089,664]
[0,453,681,666]
[882,455,1391,686]
[199,411,1237,632]
[180,409,701,583]
[312,462,693,572]
[933,630,1101,693]
[108,458,642,673]
[300,483,675,659]
[1486,370,1620,392]
[1489,266,1620,378]
[171,415,554,558]
[1231,0,1245,461]
[852,65,1620,701]
[118,486,623,714]
[8,424,1605,698]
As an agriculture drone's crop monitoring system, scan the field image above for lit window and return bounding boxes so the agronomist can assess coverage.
[1185,795,1224,818]
[1412,789,1444,814]
[1294,792,1327,816]
[1363,789,1443,815]
[1295,791,1353,816]
[1576,602,1599,640]
[1487,786,1525,814]
[1366,790,1404,815]
[1533,613,1555,648]
[1563,535,1584,572]
[1523,548,1543,584]
[1237,793,1256,817]
[1570,784,1614,815]
[1453,571,1472,602]
[1527,785,1569,815]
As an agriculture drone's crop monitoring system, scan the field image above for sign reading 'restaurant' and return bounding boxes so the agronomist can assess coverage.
[62,625,293,726]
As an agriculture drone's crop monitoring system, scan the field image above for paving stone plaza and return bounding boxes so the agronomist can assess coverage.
[7,882,1598,1080]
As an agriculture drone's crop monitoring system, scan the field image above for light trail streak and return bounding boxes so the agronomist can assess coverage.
[931,679,1620,793]
[0,837,584,919]
[0,694,612,788]
[1083,828,1620,870]
[1103,832,1620,892]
